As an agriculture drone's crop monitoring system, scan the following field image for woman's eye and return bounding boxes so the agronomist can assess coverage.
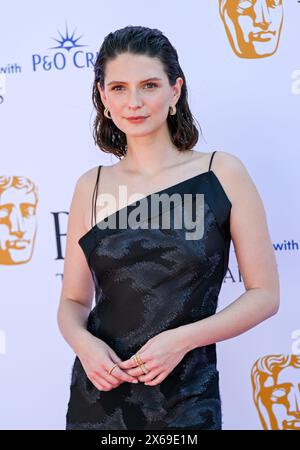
[144,82,157,89]
[111,82,157,91]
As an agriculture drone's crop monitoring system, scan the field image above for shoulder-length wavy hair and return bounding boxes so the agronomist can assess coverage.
[92,25,203,159]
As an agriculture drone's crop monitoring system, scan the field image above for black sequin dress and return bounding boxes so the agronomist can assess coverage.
[65,150,232,430]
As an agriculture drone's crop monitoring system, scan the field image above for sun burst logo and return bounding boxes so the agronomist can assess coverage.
[49,23,87,52]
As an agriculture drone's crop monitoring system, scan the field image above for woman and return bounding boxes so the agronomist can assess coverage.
[57,25,280,430]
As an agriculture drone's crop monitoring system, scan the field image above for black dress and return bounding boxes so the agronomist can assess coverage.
[65,150,232,430]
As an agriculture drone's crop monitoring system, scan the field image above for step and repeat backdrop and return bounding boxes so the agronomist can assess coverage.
[0,1,299,430]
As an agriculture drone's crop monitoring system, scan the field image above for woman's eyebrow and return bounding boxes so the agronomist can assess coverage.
[107,77,162,86]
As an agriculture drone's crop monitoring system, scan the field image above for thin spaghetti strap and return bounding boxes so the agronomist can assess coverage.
[91,165,102,229]
[208,150,217,171]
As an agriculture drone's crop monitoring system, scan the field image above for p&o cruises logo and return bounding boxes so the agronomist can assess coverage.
[32,23,97,72]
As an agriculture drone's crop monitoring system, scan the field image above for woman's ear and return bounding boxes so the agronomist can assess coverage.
[97,82,107,107]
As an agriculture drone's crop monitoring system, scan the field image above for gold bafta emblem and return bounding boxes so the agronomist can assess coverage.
[219,0,284,58]
[0,176,38,265]
[251,355,300,430]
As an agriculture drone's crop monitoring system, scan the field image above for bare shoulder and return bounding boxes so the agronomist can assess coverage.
[213,149,267,220]
[76,165,100,189]
[212,150,249,178]
[213,150,249,175]
[72,165,103,231]
[210,150,258,206]
[75,165,103,203]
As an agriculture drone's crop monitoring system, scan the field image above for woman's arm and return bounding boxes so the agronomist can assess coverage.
[57,170,98,357]
[178,151,280,353]
[57,170,141,387]
[57,298,95,356]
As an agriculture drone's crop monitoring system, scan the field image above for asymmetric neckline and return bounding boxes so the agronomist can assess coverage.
[78,169,230,244]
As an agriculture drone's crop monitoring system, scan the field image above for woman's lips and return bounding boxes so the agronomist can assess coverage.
[126,117,149,124]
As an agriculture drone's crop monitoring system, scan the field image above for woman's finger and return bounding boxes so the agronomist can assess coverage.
[94,356,138,385]
[144,372,166,386]
[118,351,148,370]
[137,368,161,383]
[108,351,139,383]
[90,374,110,391]
[126,364,147,377]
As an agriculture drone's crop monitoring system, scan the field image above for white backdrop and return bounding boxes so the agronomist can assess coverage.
[0,0,299,430]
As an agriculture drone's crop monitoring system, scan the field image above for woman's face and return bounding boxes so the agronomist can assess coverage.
[98,52,183,137]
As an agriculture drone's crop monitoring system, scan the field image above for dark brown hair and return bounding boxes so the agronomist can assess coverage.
[92,25,203,159]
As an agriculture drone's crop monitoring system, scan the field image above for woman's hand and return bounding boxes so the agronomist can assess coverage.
[77,334,139,391]
[118,328,190,386]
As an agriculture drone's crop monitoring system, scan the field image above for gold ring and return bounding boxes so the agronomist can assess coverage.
[133,355,140,366]
[135,354,144,365]
[133,354,149,374]
[139,363,149,374]
[108,363,118,375]
[134,354,145,366]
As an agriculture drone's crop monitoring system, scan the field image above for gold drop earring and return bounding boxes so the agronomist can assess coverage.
[169,105,176,116]
[104,107,112,119]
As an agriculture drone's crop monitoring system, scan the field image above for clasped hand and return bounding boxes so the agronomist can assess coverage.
[79,327,190,392]
[118,328,189,386]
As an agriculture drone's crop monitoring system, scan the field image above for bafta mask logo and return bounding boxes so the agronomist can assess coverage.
[0,176,39,265]
[219,0,284,58]
[251,355,300,430]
